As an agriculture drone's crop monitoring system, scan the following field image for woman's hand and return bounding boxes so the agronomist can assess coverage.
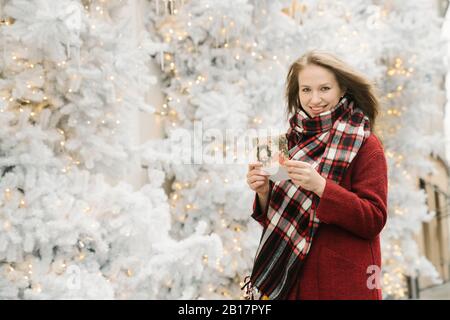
[285,160,326,197]
[247,162,270,195]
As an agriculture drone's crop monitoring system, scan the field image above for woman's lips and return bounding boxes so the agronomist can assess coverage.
[310,105,328,114]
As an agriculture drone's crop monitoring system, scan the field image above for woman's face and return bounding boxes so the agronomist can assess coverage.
[297,64,345,118]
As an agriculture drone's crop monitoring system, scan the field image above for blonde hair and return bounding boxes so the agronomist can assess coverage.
[285,50,380,128]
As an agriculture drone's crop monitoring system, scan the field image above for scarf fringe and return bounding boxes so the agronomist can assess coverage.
[241,276,268,300]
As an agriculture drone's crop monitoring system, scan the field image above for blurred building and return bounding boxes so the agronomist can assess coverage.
[415,155,450,298]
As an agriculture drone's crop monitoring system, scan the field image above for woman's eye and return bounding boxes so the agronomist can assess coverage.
[302,88,310,92]
[321,87,330,91]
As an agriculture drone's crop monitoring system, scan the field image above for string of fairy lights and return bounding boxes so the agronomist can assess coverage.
[153,2,271,297]
[378,55,418,299]
[0,0,138,298]
[153,0,428,299]
[0,0,439,299]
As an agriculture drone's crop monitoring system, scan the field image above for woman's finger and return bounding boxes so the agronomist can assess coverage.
[248,162,262,171]
[250,169,270,176]
[288,173,304,181]
[251,181,265,189]
[286,164,309,170]
[248,176,267,184]
[285,160,310,169]
[287,167,309,175]
[248,176,264,183]
[251,180,264,186]
[247,169,267,179]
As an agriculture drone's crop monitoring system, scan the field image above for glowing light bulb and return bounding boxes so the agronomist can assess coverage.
[3,221,11,231]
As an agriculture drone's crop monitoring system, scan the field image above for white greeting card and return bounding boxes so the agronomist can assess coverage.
[251,134,290,182]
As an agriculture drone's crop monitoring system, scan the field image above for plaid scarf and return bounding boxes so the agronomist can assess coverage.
[243,95,371,299]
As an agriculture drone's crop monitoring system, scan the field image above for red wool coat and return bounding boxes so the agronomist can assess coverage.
[251,134,388,300]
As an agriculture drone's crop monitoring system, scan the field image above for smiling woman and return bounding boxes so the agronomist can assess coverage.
[245,50,388,300]
[285,50,379,126]
[297,64,345,118]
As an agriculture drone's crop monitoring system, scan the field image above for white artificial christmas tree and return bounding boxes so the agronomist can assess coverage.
[0,0,221,299]
[144,0,314,299]
[1,0,446,300]
[444,1,450,163]
[374,0,446,298]
[146,0,447,299]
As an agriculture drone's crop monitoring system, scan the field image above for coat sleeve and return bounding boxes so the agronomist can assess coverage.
[251,180,274,228]
[315,150,388,240]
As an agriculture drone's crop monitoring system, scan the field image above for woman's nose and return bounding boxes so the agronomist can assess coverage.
[310,91,322,104]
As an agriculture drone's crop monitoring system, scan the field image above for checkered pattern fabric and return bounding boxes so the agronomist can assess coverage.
[246,95,371,299]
